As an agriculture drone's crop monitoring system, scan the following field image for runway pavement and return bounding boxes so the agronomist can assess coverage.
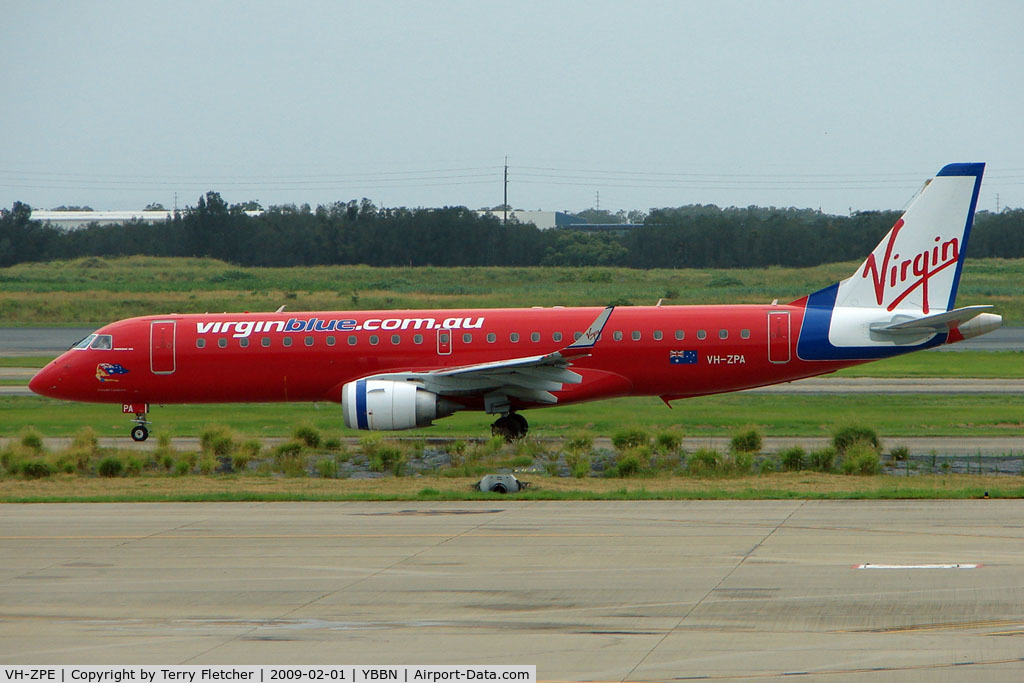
[1,501,1022,679]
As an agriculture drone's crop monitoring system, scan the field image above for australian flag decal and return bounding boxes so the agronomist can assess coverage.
[96,363,130,382]
[669,350,698,365]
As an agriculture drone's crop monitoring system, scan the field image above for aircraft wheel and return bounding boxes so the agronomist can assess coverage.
[491,417,512,441]
[510,413,528,438]
[491,414,528,442]
[131,425,149,442]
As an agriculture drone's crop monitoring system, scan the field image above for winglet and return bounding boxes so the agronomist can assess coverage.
[566,306,613,350]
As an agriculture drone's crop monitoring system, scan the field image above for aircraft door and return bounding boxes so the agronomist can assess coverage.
[150,320,176,374]
[436,328,453,355]
[767,311,790,364]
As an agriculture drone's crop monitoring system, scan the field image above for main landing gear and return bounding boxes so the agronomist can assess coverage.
[123,403,151,442]
[491,412,528,442]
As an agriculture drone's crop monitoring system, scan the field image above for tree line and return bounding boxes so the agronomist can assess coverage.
[1,192,1022,269]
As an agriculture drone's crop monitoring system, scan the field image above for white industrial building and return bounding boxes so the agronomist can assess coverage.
[32,208,613,232]
[475,210,588,230]
[31,210,263,230]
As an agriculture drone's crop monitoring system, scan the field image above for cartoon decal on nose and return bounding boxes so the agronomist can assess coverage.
[96,363,130,382]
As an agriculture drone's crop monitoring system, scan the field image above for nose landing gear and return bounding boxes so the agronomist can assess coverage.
[130,422,149,442]
[123,403,151,442]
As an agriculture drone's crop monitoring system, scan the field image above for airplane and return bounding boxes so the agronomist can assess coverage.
[29,163,1002,442]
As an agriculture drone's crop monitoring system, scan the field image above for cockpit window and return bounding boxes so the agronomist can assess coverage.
[90,335,113,350]
[72,334,97,350]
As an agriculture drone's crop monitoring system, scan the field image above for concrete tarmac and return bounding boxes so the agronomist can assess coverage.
[1,501,1023,679]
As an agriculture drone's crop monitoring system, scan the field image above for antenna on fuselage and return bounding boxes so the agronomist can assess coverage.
[275,305,286,313]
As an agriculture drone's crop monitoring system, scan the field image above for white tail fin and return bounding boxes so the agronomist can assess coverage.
[797,163,993,360]
[835,163,984,314]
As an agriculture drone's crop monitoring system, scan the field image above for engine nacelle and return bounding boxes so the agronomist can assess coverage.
[342,379,456,431]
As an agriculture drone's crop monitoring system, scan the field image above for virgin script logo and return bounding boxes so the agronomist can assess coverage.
[861,218,960,314]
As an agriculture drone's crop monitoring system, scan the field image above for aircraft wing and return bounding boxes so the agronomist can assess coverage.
[360,307,613,411]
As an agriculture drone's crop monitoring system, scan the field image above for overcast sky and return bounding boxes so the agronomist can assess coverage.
[2,0,1021,215]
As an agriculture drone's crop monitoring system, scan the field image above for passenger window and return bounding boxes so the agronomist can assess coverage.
[719,329,728,340]
[196,338,206,349]
[486,333,496,343]
[239,338,249,348]
[675,330,685,340]
[613,331,623,341]
[697,330,707,340]
[392,335,401,345]
[217,338,227,348]
[347,335,357,346]
[463,333,472,343]
[631,331,641,341]
[741,329,751,339]
[305,336,314,346]
[413,334,423,344]
[283,337,293,347]
[553,332,563,342]
[369,335,379,345]
[90,335,113,350]
[530,332,540,342]
[510,332,520,342]
[261,337,271,347]
[326,336,336,346]
[653,330,663,341]
[574,332,582,341]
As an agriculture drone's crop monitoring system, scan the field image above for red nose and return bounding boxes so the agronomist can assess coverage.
[28,361,66,399]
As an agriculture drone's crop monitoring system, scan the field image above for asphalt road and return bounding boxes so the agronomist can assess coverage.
[2,501,1023,679]
[0,327,98,355]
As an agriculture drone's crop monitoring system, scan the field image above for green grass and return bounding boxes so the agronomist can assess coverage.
[3,393,1023,439]
[1,255,1023,323]
[835,351,1024,378]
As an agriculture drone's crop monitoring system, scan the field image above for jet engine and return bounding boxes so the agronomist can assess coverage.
[342,379,457,431]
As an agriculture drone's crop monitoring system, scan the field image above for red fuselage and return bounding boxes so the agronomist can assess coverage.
[29,302,877,412]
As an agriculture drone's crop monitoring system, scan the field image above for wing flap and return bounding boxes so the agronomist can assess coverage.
[358,306,613,412]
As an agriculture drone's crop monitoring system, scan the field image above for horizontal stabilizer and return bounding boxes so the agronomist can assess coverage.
[870,305,993,336]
